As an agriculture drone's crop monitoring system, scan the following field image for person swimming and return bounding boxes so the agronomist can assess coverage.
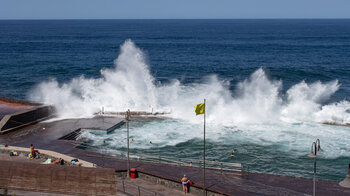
[230,149,237,157]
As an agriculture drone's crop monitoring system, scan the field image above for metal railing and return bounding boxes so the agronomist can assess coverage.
[118,179,166,196]
[133,153,243,172]
[78,141,243,173]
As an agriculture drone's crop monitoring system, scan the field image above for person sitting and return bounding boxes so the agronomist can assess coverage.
[29,144,40,159]
[71,159,79,165]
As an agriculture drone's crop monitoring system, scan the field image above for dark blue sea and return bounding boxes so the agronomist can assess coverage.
[1,19,350,100]
[1,19,350,181]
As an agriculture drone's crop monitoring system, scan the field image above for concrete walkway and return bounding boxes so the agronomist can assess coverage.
[0,146,94,167]
[117,177,197,196]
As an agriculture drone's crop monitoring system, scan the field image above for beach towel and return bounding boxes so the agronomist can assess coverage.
[41,158,52,164]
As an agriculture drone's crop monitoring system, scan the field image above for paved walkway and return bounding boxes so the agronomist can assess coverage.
[1,189,73,196]
[1,146,94,167]
[117,177,197,196]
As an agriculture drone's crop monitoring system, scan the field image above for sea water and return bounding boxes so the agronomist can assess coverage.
[0,19,350,181]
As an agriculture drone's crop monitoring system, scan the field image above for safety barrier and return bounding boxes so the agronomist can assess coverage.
[118,179,166,196]
[134,154,244,173]
[80,142,244,173]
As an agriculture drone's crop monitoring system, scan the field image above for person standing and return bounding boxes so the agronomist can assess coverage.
[29,144,35,158]
[29,144,40,159]
[181,174,189,193]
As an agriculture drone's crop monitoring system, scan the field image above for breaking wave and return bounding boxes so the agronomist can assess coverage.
[29,40,350,125]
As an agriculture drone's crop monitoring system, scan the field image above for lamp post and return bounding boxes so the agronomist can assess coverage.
[339,163,350,188]
[307,139,322,196]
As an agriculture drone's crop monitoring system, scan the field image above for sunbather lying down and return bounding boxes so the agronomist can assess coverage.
[42,158,65,165]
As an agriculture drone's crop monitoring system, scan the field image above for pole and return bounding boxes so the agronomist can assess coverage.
[127,109,130,178]
[313,142,317,196]
[203,99,206,196]
[311,142,317,196]
[313,156,316,196]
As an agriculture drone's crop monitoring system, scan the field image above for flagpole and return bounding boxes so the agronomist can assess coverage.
[203,98,206,196]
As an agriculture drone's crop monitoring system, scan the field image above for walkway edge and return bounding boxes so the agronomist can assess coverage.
[0,146,94,167]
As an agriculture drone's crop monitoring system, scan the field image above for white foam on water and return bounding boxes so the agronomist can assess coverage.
[77,119,350,159]
[29,40,350,158]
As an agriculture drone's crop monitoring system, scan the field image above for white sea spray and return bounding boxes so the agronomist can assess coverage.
[29,39,350,125]
[29,40,350,159]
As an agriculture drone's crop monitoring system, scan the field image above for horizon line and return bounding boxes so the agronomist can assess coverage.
[1,18,350,21]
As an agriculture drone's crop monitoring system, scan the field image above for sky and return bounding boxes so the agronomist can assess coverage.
[0,0,350,19]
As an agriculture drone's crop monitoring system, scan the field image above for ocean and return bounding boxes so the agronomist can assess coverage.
[0,19,350,181]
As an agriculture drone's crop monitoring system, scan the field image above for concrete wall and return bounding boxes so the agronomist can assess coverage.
[0,105,54,134]
[0,160,117,196]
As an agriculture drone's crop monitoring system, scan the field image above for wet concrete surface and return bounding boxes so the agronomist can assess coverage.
[1,116,350,196]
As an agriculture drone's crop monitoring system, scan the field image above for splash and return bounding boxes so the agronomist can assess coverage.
[29,40,350,125]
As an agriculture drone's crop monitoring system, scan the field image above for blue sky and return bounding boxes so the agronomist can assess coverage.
[1,0,350,19]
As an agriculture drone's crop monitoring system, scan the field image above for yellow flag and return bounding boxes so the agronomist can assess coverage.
[194,103,205,115]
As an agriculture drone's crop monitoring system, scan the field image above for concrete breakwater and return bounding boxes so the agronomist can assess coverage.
[0,97,55,134]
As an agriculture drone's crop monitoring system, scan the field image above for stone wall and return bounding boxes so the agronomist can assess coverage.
[0,160,117,195]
